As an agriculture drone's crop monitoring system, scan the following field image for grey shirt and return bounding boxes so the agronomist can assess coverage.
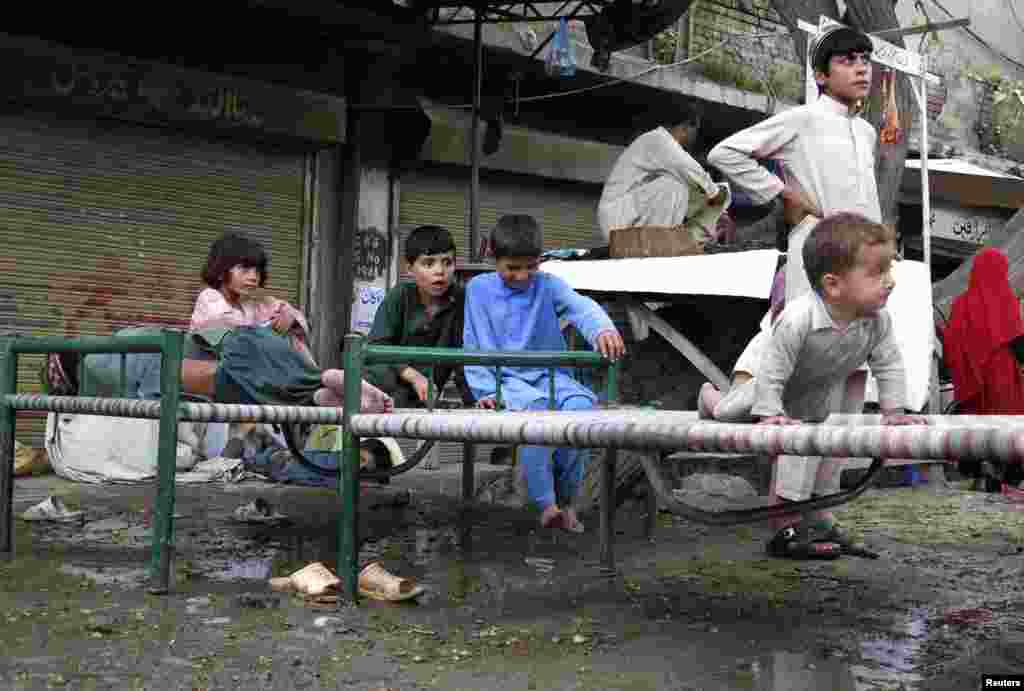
[752,292,906,420]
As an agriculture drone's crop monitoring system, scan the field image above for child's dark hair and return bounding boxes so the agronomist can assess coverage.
[664,100,703,130]
[812,26,872,75]
[803,213,895,293]
[201,232,269,289]
[42,351,80,396]
[491,214,543,259]
[360,438,393,474]
[405,225,456,263]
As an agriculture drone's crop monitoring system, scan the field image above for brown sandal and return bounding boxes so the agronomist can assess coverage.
[268,562,341,596]
[358,562,425,602]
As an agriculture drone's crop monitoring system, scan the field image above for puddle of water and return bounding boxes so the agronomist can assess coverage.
[58,565,149,587]
[717,646,925,691]
[747,651,861,691]
[205,556,275,582]
[850,607,927,689]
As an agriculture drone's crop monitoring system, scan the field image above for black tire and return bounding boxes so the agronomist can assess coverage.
[575,448,656,515]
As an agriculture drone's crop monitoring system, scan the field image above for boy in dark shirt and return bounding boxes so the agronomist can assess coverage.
[365,224,472,408]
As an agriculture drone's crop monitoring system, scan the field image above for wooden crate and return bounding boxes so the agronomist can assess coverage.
[609,225,704,258]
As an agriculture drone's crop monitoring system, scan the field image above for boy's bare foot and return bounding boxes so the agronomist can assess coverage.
[321,368,346,391]
[320,369,393,413]
[697,382,721,420]
[312,384,393,413]
[540,504,568,530]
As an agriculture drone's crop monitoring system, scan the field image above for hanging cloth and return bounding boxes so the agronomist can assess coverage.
[880,70,903,145]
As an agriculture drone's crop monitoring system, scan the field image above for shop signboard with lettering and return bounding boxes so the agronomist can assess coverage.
[929,202,1008,245]
[0,33,346,143]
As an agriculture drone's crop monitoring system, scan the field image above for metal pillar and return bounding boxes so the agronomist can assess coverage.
[469,6,484,262]
[340,334,365,601]
[918,56,932,269]
[600,361,620,571]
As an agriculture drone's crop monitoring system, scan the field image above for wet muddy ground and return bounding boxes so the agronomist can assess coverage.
[2,468,1024,690]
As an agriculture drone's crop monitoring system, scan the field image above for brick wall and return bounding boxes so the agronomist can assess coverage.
[687,0,803,101]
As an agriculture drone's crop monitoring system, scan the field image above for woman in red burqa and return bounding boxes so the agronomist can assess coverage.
[944,247,1024,489]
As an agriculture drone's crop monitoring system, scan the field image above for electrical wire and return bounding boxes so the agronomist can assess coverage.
[516,33,755,103]
[1007,0,1024,36]
[348,13,975,112]
[349,27,792,110]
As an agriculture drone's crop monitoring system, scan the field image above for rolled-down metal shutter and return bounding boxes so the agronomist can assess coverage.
[398,165,601,261]
[0,114,307,444]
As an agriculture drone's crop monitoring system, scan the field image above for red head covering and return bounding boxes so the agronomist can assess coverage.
[944,247,1024,409]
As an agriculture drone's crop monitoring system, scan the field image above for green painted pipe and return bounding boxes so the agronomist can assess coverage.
[364,345,604,369]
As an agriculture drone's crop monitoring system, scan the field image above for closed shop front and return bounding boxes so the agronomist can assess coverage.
[398,163,602,261]
[0,34,347,443]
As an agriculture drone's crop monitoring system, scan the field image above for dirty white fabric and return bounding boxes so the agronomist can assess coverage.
[175,457,268,485]
[597,127,730,244]
[862,259,936,413]
[785,215,819,304]
[46,414,207,485]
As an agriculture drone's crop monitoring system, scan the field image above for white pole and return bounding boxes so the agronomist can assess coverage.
[919,57,931,269]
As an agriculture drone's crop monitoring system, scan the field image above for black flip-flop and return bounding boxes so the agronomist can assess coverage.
[820,524,880,559]
[766,526,841,560]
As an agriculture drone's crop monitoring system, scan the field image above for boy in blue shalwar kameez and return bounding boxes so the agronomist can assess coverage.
[463,214,625,532]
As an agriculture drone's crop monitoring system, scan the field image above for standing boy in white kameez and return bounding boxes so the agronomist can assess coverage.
[708,25,881,300]
[707,25,886,550]
[698,214,925,559]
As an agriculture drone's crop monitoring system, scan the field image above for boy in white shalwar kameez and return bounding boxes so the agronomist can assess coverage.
[598,104,730,246]
[698,214,925,560]
[706,26,886,552]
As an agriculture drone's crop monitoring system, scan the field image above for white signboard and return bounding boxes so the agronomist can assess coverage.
[929,203,1008,245]
[797,18,938,82]
[350,284,386,334]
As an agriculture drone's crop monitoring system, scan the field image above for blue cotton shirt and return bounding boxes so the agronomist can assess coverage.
[463,271,616,409]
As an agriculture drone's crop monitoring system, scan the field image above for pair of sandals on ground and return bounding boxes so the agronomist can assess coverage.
[270,561,425,603]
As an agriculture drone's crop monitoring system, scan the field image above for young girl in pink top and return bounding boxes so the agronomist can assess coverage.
[187,232,392,412]
[45,233,392,414]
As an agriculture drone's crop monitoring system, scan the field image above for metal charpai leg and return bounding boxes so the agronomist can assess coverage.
[600,361,621,570]
[645,474,658,540]
[600,447,617,572]
[150,329,184,594]
[462,442,475,505]
[340,334,364,602]
[0,338,17,557]
[459,442,475,550]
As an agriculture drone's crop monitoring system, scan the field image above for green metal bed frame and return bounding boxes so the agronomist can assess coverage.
[0,330,621,601]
